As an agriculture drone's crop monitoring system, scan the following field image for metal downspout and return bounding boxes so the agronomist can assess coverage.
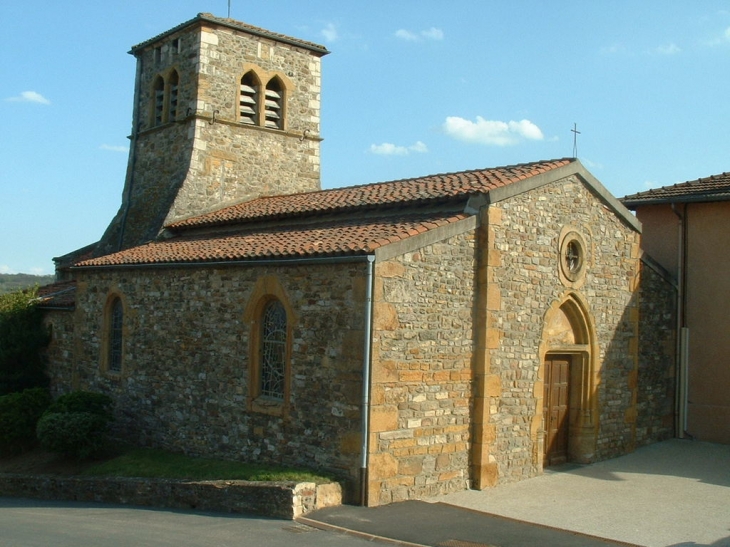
[359,255,375,506]
[671,203,689,438]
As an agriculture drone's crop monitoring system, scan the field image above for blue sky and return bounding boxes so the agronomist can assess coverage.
[2,1,730,275]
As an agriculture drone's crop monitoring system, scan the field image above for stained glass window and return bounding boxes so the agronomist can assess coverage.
[109,298,123,373]
[260,300,286,399]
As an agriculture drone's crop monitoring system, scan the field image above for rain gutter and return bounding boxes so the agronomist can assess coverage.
[70,255,374,271]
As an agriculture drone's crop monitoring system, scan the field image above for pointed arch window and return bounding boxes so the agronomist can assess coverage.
[244,276,294,416]
[260,299,287,399]
[168,70,179,122]
[102,295,124,374]
[264,77,284,130]
[153,76,165,126]
[239,71,259,125]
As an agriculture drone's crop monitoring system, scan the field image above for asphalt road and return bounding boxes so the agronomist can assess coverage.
[0,498,382,547]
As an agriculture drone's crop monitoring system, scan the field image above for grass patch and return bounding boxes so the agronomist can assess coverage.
[82,448,335,484]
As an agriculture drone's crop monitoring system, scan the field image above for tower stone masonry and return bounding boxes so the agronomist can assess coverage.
[96,13,329,257]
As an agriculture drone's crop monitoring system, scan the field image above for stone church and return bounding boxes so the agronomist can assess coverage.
[40,14,676,506]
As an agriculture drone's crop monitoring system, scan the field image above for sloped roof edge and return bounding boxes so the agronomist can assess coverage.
[130,13,329,56]
[487,160,641,233]
[621,171,730,207]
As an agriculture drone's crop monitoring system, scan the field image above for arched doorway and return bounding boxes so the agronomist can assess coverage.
[537,293,599,467]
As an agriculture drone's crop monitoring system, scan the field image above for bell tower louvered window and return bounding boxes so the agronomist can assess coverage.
[153,76,165,126]
[264,77,284,129]
[239,72,259,125]
[168,70,179,121]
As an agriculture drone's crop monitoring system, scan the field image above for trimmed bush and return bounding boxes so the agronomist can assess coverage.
[36,390,114,459]
[45,391,113,422]
[0,387,52,454]
[36,412,109,459]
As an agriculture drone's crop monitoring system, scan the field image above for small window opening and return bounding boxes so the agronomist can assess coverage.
[171,38,180,53]
[240,72,259,125]
[154,46,162,64]
[264,78,283,129]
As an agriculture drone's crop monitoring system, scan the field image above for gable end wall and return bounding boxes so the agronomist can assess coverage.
[486,174,642,482]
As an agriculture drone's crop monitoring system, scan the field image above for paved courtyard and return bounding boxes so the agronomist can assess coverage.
[431,439,730,547]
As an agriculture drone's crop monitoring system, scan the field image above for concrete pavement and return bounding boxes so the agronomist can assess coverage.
[431,439,730,547]
[304,439,730,547]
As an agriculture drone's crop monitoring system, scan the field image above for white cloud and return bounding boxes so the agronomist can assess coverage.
[421,27,444,41]
[395,27,444,42]
[409,141,428,153]
[0,265,15,274]
[321,23,338,43]
[654,43,681,55]
[5,91,51,104]
[443,116,544,146]
[100,144,129,153]
[370,141,429,156]
[395,29,418,41]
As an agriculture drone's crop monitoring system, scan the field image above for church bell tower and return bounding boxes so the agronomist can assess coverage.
[96,13,328,256]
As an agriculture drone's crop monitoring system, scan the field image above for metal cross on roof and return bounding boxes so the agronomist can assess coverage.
[571,123,581,158]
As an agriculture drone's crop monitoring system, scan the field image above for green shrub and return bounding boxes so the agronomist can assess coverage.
[0,288,50,395]
[36,390,114,459]
[36,412,109,459]
[45,391,113,421]
[0,387,52,454]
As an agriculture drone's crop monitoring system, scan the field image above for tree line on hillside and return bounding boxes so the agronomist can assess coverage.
[0,273,55,295]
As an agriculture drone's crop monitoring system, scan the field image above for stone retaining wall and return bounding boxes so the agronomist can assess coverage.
[0,474,341,519]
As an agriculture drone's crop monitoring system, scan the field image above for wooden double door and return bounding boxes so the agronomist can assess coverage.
[544,354,571,466]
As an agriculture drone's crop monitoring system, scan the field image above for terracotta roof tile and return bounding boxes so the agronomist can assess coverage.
[76,212,470,268]
[36,280,76,309]
[622,171,730,207]
[168,158,574,230]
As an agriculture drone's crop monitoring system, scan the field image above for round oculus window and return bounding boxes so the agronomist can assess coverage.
[560,231,587,283]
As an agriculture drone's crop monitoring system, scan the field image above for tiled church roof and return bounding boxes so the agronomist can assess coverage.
[76,212,468,267]
[36,280,76,309]
[169,158,575,230]
[75,158,575,268]
[622,171,730,207]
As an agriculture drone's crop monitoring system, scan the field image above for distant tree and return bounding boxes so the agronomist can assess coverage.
[0,288,50,395]
[0,273,55,295]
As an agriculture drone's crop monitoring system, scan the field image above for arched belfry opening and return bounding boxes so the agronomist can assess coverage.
[536,292,599,468]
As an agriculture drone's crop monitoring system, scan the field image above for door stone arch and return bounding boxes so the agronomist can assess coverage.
[535,292,599,468]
